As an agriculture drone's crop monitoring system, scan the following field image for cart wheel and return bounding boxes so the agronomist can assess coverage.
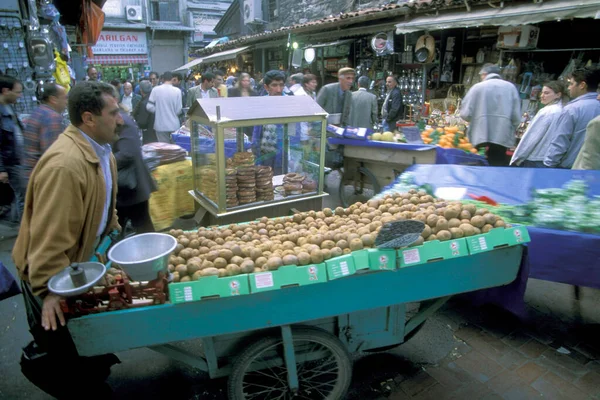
[228,327,352,400]
[338,166,381,208]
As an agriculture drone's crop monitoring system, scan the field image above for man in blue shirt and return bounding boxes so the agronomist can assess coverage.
[544,67,600,168]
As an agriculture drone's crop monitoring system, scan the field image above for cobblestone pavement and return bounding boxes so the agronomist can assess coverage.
[346,300,600,400]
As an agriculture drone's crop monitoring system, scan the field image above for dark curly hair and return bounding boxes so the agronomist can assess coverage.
[263,70,286,85]
[68,81,118,126]
[570,67,600,92]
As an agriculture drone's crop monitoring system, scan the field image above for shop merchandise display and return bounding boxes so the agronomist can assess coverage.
[466,180,600,235]
[420,126,479,153]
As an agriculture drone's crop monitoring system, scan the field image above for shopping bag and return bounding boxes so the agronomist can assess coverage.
[0,261,21,301]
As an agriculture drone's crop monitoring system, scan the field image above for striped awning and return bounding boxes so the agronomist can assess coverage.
[86,55,149,65]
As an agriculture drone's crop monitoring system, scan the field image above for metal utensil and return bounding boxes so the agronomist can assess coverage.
[48,262,107,297]
[375,220,425,249]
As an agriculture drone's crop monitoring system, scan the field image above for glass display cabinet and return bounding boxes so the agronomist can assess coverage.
[187,96,328,223]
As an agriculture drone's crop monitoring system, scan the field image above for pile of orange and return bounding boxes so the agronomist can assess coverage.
[421,126,478,154]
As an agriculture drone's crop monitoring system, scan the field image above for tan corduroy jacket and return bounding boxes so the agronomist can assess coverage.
[13,125,119,297]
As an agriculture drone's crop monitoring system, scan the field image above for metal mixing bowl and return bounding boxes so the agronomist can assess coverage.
[107,233,177,281]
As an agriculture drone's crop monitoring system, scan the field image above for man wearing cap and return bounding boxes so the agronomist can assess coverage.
[459,64,521,166]
[317,67,355,127]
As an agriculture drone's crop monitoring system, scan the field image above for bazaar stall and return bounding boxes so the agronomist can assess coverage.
[47,180,530,399]
[378,164,600,317]
[186,96,329,225]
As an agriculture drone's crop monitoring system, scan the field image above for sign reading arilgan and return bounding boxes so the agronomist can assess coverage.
[92,31,147,55]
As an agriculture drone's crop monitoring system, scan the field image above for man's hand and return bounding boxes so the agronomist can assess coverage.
[0,172,8,183]
[41,293,66,331]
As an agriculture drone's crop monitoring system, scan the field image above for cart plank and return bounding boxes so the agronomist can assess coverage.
[68,246,523,356]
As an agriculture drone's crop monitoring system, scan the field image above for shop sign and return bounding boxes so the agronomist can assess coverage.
[92,31,148,55]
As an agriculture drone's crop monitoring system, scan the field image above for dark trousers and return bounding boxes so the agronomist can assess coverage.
[5,165,24,222]
[484,143,511,167]
[20,281,119,399]
[117,200,155,234]
[520,160,546,168]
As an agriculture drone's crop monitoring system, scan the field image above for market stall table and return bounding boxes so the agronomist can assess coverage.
[328,137,487,207]
[379,164,600,317]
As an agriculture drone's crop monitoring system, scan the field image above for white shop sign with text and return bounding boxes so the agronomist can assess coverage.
[92,31,147,54]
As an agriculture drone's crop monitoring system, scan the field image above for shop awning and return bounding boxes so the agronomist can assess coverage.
[395,0,600,34]
[173,57,204,72]
[86,55,149,65]
[304,39,354,49]
[201,46,251,63]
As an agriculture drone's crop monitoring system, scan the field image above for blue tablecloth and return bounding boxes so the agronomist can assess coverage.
[328,138,488,166]
[381,164,600,317]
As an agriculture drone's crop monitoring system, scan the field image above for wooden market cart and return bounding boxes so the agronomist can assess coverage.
[69,245,524,399]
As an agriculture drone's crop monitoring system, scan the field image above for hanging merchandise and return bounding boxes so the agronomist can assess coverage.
[78,0,105,57]
[414,35,435,63]
[371,32,394,56]
[53,50,71,92]
[440,37,456,83]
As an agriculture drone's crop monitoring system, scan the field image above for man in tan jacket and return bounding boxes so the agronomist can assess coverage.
[13,81,123,398]
[573,115,600,170]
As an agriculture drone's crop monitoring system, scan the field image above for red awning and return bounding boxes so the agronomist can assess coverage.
[86,55,149,65]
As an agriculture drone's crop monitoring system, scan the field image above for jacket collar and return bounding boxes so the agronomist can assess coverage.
[569,92,599,104]
[62,124,101,164]
[484,73,502,81]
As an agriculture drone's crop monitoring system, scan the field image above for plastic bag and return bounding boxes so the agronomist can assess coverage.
[53,50,71,92]
[0,262,21,301]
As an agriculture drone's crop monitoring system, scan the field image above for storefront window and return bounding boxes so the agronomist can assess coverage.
[151,0,180,22]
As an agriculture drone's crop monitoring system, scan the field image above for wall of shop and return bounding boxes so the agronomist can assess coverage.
[150,31,187,74]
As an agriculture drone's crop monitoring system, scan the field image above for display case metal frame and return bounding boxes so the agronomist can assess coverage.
[187,96,329,217]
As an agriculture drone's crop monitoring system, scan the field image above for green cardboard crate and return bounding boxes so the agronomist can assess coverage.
[352,250,370,271]
[398,238,469,268]
[325,254,356,280]
[367,249,397,270]
[169,274,250,304]
[249,263,327,293]
[466,226,530,254]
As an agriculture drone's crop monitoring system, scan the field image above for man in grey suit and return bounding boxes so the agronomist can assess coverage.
[348,76,378,129]
[316,67,355,126]
[186,72,218,107]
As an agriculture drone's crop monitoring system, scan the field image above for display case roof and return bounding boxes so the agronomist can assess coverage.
[188,96,328,123]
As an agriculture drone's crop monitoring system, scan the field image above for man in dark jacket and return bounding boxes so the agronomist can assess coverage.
[113,111,157,233]
[316,67,355,127]
[0,75,24,223]
[382,75,403,131]
[132,80,157,143]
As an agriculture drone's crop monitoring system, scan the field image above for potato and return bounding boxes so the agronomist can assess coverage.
[330,247,343,258]
[282,254,299,266]
[321,248,332,260]
[230,256,244,266]
[321,240,336,250]
[178,237,190,247]
[168,264,175,273]
[336,239,349,250]
[494,220,506,228]
[201,267,220,276]
[189,239,200,249]
[171,271,180,282]
[175,264,188,276]
[266,257,283,271]
[205,250,219,262]
[360,234,374,247]
[483,213,497,225]
[426,234,437,242]
[240,260,255,273]
[255,257,268,269]
[459,223,476,237]
[470,215,485,228]
[436,230,452,241]
[448,218,461,229]
[349,238,363,251]
[180,276,191,282]
[226,264,242,276]
[475,208,489,216]
[218,268,228,277]
[187,262,201,276]
[435,218,449,233]
[450,227,464,239]
[250,248,262,260]
[444,208,460,220]
[426,214,439,228]
[192,270,202,281]
[421,225,432,239]
[214,257,227,269]
[459,210,472,220]
[201,260,214,270]
[412,236,424,246]
[310,249,324,264]
[481,224,494,233]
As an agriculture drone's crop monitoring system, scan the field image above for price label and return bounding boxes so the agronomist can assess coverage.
[340,261,349,276]
[402,249,421,265]
[255,272,274,289]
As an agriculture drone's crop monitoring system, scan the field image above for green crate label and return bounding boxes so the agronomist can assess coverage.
[402,248,421,265]
[472,236,488,252]
[513,228,525,243]
[377,254,390,269]
[339,261,350,275]
[449,241,461,256]
[229,279,243,296]
[254,272,274,289]
[307,265,320,281]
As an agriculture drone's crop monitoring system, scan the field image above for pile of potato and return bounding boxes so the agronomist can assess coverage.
[168,189,508,282]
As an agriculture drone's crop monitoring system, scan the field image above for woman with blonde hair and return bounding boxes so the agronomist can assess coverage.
[511,81,568,167]
[228,72,257,97]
